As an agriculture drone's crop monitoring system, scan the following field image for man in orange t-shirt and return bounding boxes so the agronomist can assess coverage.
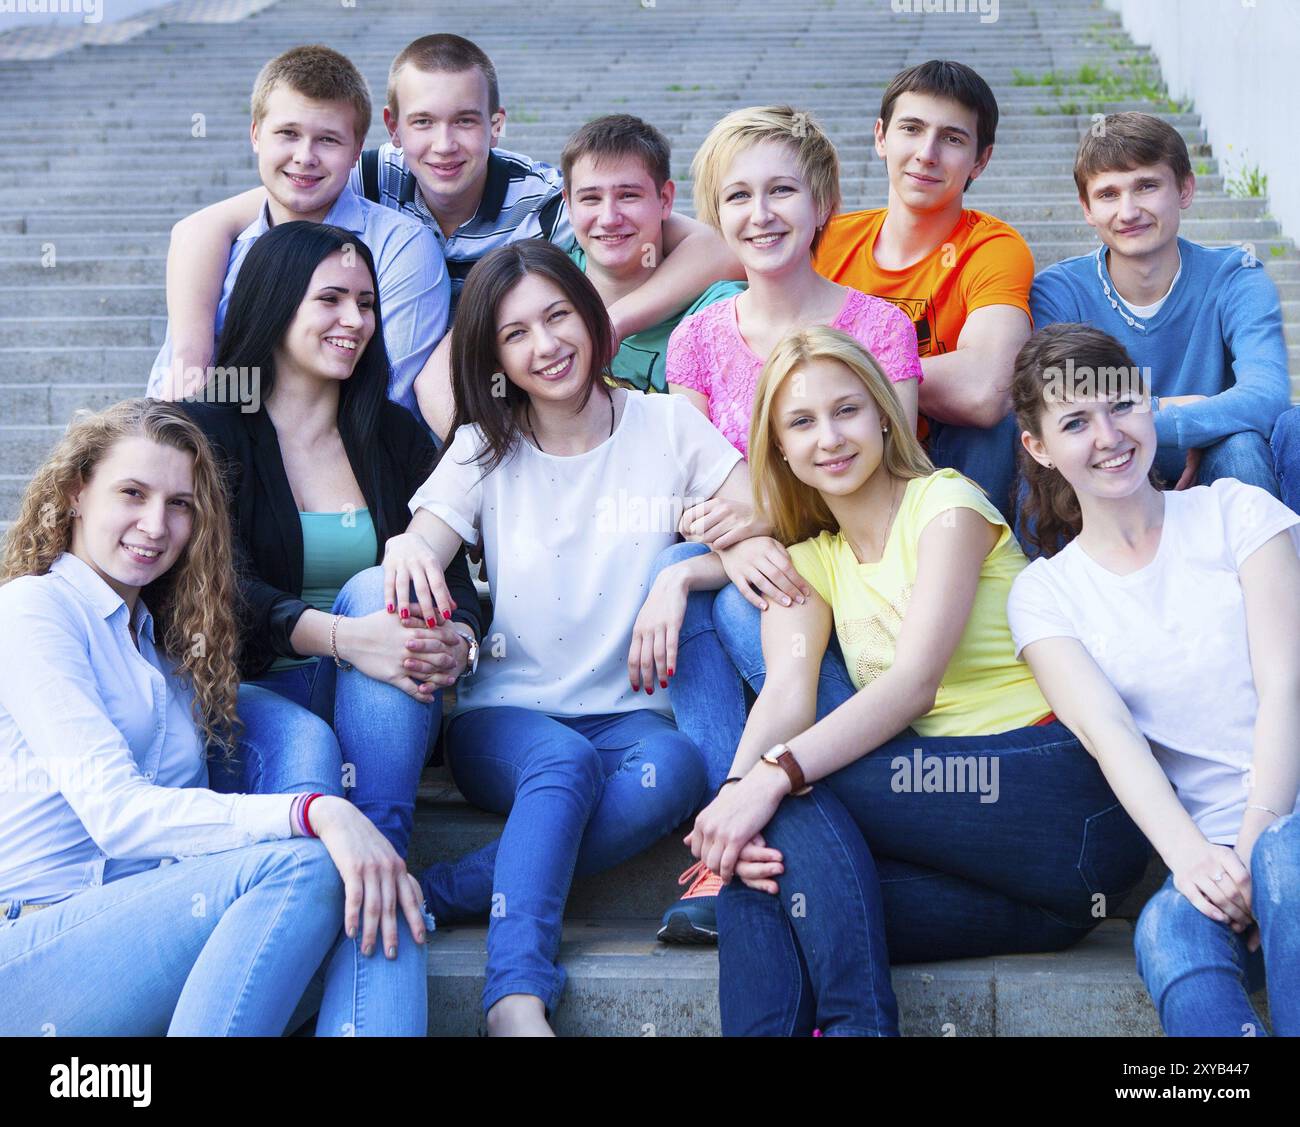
[815,60,1033,520]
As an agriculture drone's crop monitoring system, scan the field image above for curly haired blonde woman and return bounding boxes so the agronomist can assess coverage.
[0,400,428,1036]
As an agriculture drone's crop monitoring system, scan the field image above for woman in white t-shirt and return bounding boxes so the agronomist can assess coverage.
[1006,323,1300,1037]
[384,242,755,1036]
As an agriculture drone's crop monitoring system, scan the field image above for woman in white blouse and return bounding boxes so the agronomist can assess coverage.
[386,242,770,1035]
[0,399,427,1035]
[1006,324,1300,1036]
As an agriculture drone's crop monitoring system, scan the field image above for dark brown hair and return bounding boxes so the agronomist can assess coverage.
[1073,111,1193,201]
[388,34,500,120]
[449,242,614,473]
[562,114,672,191]
[879,60,998,191]
[1012,323,1161,558]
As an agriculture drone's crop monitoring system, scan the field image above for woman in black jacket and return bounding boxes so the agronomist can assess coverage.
[184,221,483,859]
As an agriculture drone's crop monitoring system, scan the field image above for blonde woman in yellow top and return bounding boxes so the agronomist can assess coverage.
[682,326,1150,1036]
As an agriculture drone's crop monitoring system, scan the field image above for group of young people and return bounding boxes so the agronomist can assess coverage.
[2,34,1297,1038]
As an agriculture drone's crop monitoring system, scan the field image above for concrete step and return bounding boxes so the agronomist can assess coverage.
[423,917,1171,1036]
[1,383,144,426]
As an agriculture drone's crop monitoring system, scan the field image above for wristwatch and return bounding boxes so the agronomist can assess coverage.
[761,743,812,796]
[448,623,480,679]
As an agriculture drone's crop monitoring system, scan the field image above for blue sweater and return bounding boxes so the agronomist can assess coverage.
[1029,238,1290,451]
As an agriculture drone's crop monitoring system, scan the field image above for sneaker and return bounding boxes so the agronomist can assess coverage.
[656,858,723,944]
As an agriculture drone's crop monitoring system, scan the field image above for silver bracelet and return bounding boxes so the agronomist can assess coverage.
[330,614,353,671]
[1246,803,1282,820]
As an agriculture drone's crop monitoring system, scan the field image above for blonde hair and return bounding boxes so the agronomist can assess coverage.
[750,327,934,545]
[1,400,243,751]
[251,45,371,146]
[690,105,841,254]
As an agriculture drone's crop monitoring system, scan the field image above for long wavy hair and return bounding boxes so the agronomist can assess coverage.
[1,399,243,750]
[211,220,390,505]
[1012,323,1163,558]
[750,326,935,546]
[449,241,614,473]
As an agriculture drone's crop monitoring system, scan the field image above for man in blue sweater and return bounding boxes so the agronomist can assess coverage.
[1030,112,1292,496]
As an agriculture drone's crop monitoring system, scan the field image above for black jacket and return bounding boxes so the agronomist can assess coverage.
[183,400,483,679]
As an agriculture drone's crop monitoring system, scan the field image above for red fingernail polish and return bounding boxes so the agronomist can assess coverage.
[400,608,409,619]
[660,680,667,689]
[646,686,654,695]
[427,617,436,628]
[443,609,453,622]
[667,668,675,676]
[386,603,395,613]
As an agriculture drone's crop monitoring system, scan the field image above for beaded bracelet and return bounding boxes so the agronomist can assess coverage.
[330,614,353,671]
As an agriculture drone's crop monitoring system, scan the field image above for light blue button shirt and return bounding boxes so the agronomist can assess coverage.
[0,554,294,904]
[147,185,450,418]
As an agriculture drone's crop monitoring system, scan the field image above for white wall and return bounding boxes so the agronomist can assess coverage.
[1106,0,1300,238]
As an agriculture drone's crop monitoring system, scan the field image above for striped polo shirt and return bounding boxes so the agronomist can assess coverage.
[349,143,572,313]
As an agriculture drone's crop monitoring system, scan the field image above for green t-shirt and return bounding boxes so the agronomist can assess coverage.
[269,508,378,673]
[566,239,745,393]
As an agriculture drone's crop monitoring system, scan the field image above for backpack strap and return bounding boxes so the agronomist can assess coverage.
[360,147,381,204]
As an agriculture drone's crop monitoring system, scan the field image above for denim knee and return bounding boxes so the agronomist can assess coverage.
[1198,430,1280,495]
[1251,812,1300,909]
[649,540,711,585]
[333,565,387,616]
[1133,879,1208,997]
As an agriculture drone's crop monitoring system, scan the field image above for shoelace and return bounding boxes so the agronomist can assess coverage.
[677,858,723,897]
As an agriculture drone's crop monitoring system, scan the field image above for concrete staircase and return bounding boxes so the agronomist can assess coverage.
[1,0,1289,1034]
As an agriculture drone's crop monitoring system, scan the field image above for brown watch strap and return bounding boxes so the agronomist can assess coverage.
[769,747,812,796]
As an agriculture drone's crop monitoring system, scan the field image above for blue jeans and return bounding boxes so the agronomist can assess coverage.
[653,545,1149,1035]
[0,836,344,1036]
[1272,406,1300,514]
[1135,812,1300,1037]
[1154,429,1281,497]
[210,683,428,1036]
[652,541,855,796]
[718,725,1148,1035]
[927,412,1020,523]
[421,706,706,1015]
[248,565,443,858]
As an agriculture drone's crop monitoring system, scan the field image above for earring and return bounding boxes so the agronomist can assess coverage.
[69,507,78,517]
[1044,461,1054,469]
[881,426,889,435]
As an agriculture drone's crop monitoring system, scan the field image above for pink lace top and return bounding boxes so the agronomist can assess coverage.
[665,288,923,455]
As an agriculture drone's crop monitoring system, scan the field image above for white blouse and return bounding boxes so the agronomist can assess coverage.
[409,389,742,718]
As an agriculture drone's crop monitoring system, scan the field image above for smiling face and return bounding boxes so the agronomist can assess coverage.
[275,250,377,382]
[717,138,827,279]
[251,85,362,224]
[1081,162,1194,261]
[494,271,596,408]
[875,91,990,211]
[568,152,673,279]
[385,64,504,222]
[1023,391,1157,503]
[69,435,196,609]
[773,357,888,497]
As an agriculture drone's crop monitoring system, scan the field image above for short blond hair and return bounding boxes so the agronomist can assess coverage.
[251,45,371,146]
[750,326,933,546]
[690,105,840,254]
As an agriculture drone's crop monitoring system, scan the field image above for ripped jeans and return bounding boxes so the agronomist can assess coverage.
[1135,812,1300,1036]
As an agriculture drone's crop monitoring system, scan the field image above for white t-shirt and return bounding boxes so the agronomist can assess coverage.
[1007,480,1300,845]
[409,389,742,718]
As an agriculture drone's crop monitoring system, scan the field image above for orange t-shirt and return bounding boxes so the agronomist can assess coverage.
[814,207,1034,361]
